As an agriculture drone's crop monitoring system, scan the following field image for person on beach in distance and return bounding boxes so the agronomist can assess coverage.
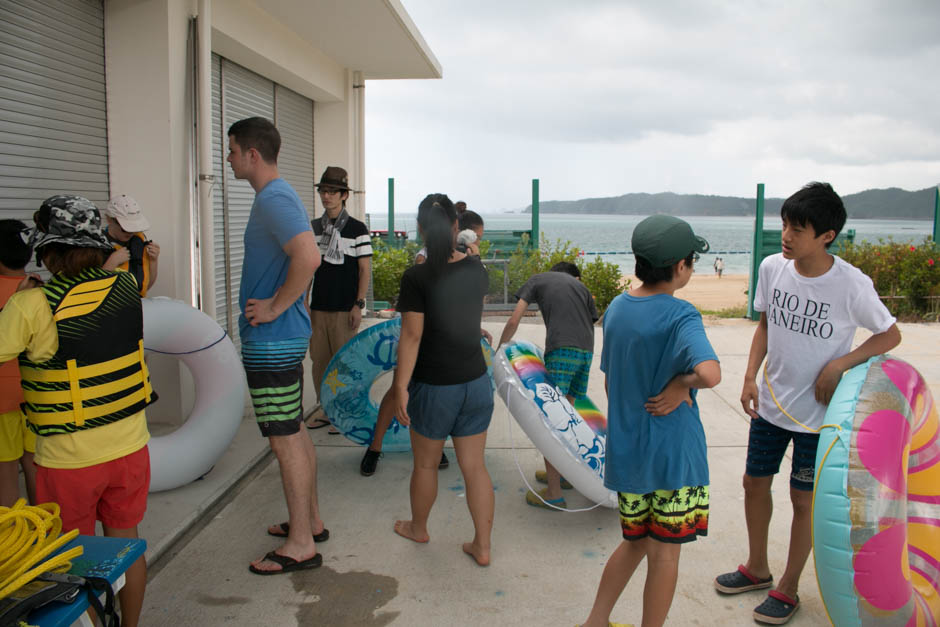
[581,214,720,627]
[390,194,495,566]
[713,256,724,279]
[0,197,154,626]
[0,220,38,507]
[101,194,160,297]
[497,261,598,510]
[226,117,326,575]
[304,166,372,433]
[715,182,901,625]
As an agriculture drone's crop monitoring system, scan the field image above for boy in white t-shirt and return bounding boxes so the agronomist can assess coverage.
[714,182,901,625]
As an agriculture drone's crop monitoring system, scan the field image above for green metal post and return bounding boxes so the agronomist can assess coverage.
[748,183,765,320]
[531,178,539,249]
[933,186,939,248]
[387,178,394,247]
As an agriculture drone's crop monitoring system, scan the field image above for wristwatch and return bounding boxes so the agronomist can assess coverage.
[355,298,366,309]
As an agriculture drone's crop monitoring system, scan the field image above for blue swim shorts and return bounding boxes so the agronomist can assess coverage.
[407,373,494,440]
[745,416,820,491]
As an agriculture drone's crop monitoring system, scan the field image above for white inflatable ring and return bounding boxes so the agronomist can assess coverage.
[493,340,616,508]
[142,298,247,492]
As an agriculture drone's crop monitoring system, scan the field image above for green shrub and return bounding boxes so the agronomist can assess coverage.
[501,235,627,313]
[370,238,418,304]
[370,233,628,314]
[836,237,939,318]
[580,255,628,312]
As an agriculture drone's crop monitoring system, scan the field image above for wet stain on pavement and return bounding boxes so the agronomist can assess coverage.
[292,565,399,626]
[195,594,251,606]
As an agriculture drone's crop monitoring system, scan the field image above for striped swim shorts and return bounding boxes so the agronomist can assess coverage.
[544,347,593,399]
[242,338,309,437]
[618,485,709,544]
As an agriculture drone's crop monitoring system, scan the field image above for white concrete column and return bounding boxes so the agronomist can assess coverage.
[105,0,197,426]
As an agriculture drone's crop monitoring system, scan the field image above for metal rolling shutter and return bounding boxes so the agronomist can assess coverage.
[211,56,314,348]
[0,0,108,221]
[275,85,314,219]
[210,54,228,333]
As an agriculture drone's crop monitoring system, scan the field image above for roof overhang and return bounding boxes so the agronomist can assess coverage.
[255,0,441,80]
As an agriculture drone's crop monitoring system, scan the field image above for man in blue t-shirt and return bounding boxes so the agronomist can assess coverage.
[581,215,720,627]
[227,117,326,576]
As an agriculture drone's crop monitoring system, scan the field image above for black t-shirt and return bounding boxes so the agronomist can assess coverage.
[310,216,372,311]
[396,256,488,385]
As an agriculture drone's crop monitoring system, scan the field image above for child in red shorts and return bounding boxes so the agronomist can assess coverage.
[0,196,154,627]
[0,219,37,506]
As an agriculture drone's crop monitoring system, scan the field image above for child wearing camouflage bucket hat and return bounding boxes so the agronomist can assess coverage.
[0,195,153,627]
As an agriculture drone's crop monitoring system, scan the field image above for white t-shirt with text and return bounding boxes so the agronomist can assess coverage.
[753,253,896,432]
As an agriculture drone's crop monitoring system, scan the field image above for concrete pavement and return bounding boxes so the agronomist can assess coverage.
[139,318,939,626]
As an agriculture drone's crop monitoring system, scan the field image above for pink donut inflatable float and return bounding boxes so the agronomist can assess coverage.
[813,355,939,625]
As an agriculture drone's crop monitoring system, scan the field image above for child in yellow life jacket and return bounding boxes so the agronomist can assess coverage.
[0,196,154,627]
[0,219,37,507]
[102,194,160,296]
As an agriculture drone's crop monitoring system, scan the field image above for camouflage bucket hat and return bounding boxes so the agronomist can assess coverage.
[31,195,112,251]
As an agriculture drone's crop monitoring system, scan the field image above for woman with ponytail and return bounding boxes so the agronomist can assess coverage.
[390,193,495,566]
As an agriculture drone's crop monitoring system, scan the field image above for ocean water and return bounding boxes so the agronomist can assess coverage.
[367,213,935,275]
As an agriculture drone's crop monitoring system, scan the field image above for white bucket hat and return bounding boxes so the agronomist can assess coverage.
[104,194,150,232]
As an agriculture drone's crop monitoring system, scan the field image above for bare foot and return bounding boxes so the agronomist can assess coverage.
[394,520,429,543]
[462,542,490,566]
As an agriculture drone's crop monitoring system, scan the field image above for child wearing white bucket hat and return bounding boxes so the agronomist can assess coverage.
[102,194,160,296]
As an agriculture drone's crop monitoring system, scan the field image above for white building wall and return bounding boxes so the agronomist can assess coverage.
[104,0,366,424]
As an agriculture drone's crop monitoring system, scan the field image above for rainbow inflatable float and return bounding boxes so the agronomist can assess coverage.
[320,319,495,452]
[813,355,939,625]
[493,340,616,508]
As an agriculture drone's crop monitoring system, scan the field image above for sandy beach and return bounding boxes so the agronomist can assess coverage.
[623,273,749,311]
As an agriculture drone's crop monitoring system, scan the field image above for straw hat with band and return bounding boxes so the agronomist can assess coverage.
[315,166,351,192]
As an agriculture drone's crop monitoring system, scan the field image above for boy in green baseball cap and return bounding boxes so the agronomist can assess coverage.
[581,214,719,627]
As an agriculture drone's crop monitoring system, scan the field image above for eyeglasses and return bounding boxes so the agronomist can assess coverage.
[318,188,342,196]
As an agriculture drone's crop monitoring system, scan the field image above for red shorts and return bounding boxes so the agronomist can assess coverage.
[36,446,150,535]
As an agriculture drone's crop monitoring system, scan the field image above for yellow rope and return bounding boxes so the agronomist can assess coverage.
[0,499,83,600]
[762,364,841,433]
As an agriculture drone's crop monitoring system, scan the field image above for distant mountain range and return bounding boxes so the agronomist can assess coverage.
[522,186,938,219]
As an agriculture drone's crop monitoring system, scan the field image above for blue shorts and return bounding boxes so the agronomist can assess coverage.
[407,373,494,440]
[544,347,592,399]
[745,417,820,491]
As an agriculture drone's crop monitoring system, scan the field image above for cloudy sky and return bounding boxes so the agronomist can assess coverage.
[364,1,940,214]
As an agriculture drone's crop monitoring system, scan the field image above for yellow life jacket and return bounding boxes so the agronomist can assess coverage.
[18,268,155,436]
[115,232,151,297]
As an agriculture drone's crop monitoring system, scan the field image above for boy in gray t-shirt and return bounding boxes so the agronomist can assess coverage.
[497,262,599,509]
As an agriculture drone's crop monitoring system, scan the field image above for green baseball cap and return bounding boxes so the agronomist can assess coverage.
[631,214,709,268]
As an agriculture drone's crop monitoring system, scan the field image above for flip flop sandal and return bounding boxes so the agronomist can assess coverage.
[525,487,566,510]
[714,564,774,594]
[249,551,322,575]
[267,522,330,543]
[753,591,799,624]
[305,418,331,430]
